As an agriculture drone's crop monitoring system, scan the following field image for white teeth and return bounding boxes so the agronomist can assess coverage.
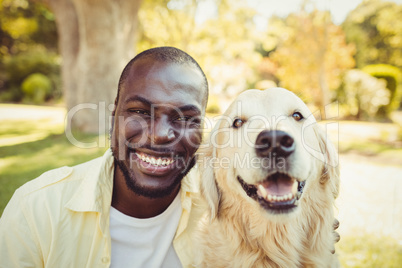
[135,153,174,166]
[262,192,295,203]
[292,180,298,195]
[258,185,268,198]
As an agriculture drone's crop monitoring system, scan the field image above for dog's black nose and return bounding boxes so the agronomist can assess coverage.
[255,130,295,158]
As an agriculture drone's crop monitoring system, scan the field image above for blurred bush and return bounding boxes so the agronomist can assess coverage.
[338,69,389,120]
[362,64,402,118]
[0,51,61,103]
[21,73,51,104]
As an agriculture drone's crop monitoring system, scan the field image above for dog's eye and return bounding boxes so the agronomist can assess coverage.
[232,118,244,128]
[292,112,304,121]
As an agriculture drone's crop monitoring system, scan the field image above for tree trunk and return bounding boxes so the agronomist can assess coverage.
[41,0,142,133]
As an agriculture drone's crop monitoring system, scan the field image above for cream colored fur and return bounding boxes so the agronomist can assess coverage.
[195,88,340,267]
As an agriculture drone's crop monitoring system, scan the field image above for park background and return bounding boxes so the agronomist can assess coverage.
[0,0,402,266]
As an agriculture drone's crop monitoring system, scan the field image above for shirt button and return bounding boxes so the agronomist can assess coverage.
[102,257,109,263]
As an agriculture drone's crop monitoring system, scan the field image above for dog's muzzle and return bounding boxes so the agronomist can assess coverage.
[238,173,306,213]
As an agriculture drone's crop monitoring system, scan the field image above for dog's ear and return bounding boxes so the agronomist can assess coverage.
[314,125,340,199]
[198,137,220,220]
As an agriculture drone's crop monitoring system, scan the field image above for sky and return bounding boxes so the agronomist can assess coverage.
[194,0,402,28]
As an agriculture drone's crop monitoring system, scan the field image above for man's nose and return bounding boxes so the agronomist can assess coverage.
[150,116,176,145]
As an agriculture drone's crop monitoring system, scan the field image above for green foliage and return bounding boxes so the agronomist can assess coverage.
[0,0,60,104]
[339,69,389,119]
[267,9,355,111]
[342,0,402,69]
[362,64,402,117]
[21,73,52,104]
[0,0,58,55]
[137,0,261,100]
[0,50,61,103]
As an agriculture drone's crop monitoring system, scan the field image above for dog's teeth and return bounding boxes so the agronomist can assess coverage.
[268,194,273,201]
[288,193,293,200]
[292,180,298,194]
[273,195,278,201]
[258,185,268,198]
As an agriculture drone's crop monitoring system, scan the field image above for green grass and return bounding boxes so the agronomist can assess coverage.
[337,235,402,267]
[0,108,107,214]
[339,140,402,156]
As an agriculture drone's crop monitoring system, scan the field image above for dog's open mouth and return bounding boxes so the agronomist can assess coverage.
[237,173,305,213]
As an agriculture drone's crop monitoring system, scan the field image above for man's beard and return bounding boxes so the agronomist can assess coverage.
[112,149,196,199]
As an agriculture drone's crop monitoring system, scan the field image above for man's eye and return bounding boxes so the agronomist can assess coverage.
[129,109,150,116]
[176,116,201,126]
[176,116,191,121]
[292,112,304,121]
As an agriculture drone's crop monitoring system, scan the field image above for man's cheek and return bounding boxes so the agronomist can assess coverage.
[122,117,149,147]
[184,129,202,152]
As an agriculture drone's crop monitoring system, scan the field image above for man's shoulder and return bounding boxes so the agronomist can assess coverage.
[15,155,104,202]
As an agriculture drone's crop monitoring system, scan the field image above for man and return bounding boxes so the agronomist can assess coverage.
[0,47,208,267]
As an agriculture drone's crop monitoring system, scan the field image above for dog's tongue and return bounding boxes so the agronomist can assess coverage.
[257,174,298,202]
[262,177,295,196]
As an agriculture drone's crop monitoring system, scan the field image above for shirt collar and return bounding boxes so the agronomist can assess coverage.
[65,149,114,234]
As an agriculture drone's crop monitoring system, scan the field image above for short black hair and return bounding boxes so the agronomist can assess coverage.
[115,46,209,109]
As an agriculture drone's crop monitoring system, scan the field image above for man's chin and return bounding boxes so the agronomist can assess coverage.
[113,155,196,199]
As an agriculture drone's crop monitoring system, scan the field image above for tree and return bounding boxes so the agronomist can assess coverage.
[0,0,59,102]
[138,0,261,110]
[342,0,402,69]
[0,0,58,56]
[267,9,355,118]
[340,69,389,119]
[38,0,142,133]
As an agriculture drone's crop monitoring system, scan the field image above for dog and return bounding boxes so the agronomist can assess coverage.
[195,88,340,267]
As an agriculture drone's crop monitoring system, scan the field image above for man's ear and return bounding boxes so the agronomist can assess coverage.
[314,125,340,199]
[198,137,220,220]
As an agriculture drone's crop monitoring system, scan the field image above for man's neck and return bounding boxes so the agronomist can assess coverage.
[111,167,180,219]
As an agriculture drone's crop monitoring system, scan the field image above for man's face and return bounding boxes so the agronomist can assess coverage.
[111,59,205,198]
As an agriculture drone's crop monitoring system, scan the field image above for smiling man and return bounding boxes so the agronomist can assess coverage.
[0,47,208,267]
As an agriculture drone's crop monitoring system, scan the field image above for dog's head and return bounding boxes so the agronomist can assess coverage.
[199,88,339,219]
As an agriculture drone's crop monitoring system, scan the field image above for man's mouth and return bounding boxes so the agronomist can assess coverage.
[237,173,305,213]
[135,152,175,167]
[128,150,181,176]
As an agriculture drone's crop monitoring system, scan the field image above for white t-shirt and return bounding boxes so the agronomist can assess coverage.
[109,193,183,268]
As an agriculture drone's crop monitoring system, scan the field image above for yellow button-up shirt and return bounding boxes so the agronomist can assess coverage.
[0,149,203,267]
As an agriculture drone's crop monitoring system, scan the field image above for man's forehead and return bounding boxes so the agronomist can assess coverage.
[122,60,205,106]
[118,60,204,111]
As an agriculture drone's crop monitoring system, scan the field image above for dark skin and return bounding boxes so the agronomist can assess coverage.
[111,58,206,218]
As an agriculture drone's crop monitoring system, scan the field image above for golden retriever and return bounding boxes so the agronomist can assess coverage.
[195,88,340,267]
